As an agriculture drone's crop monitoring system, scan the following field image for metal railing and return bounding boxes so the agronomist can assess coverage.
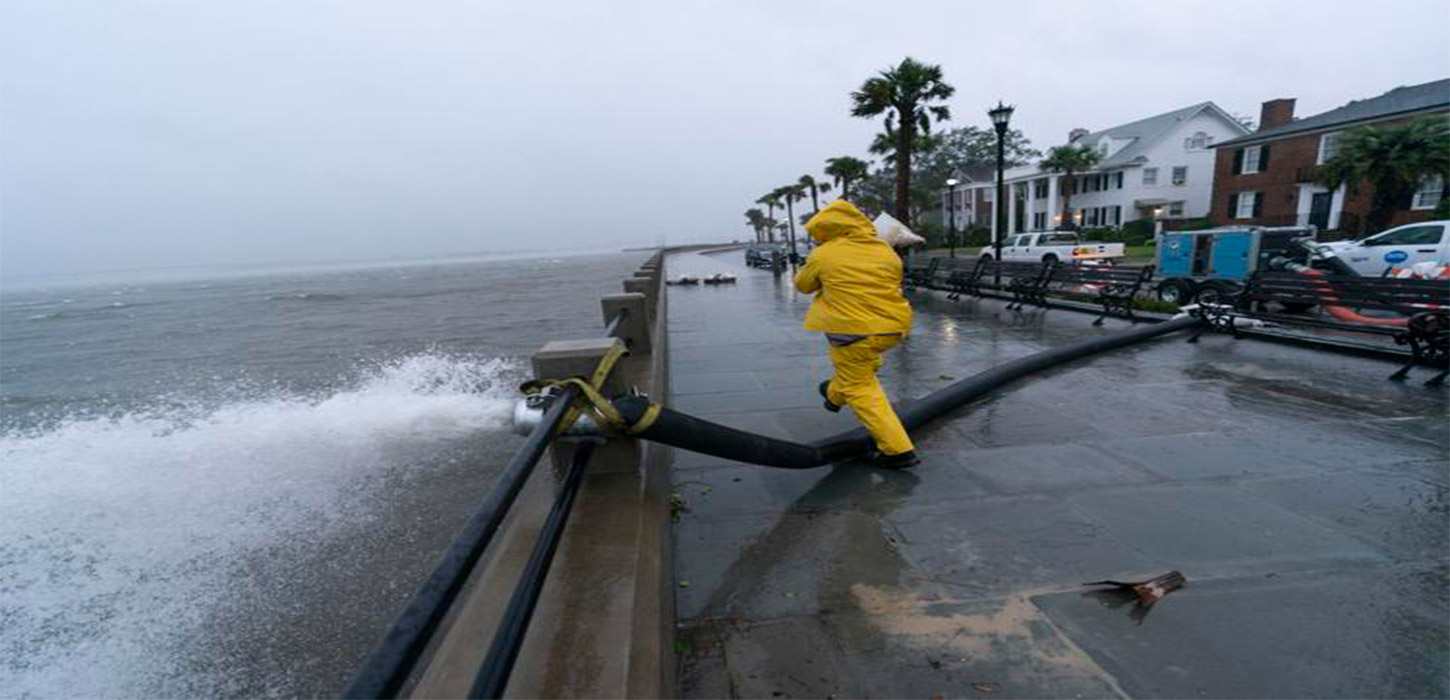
[346,307,632,700]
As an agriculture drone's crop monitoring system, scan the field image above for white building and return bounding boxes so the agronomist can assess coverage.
[942,102,1250,241]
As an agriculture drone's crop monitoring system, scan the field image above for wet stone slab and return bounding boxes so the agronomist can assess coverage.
[665,250,1449,699]
[1065,484,1387,575]
[1239,468,1450,561]
[1032,567,1450,699]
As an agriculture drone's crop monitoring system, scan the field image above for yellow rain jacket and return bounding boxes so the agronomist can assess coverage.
[794,201,914,335]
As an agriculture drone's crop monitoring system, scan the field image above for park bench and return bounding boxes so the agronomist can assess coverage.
[1193,270,1450,384]
[930,257,977,299]
[903,256,939,290]
[1028,264,1156,325]
[961,258,1055,309]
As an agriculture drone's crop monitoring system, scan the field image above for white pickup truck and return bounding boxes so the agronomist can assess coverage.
[979,232,1126,264]
[1318,220,1449,277]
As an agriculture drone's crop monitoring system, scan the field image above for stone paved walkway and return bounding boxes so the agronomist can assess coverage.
[665,248,1448,699]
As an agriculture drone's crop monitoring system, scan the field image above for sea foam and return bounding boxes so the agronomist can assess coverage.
[0,353,519,697]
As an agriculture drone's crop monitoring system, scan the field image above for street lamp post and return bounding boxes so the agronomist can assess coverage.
[988,101,1015,286]
[945,178,959,258]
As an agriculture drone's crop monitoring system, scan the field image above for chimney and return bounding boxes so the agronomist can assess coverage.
[1259,98,1295,130]
[1068,128,1089,142]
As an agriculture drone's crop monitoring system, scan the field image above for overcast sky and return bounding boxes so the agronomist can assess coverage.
[1,0,1446,279]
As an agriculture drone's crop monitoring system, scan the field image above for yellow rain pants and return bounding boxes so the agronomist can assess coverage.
[823,335,915,456]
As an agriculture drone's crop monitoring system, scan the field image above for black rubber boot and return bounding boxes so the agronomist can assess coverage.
[868,450,920,469]
[818,380,841,413]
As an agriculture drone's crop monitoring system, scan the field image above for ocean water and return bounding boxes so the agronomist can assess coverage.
[0,251,646,697]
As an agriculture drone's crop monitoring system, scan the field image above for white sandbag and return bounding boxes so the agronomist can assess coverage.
[873,213,927,248]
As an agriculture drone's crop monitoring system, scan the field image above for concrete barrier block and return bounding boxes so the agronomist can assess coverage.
[622,278,656,322]
[601,293,650,356]
[531,337,630,397]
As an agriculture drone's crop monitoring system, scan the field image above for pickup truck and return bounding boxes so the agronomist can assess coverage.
[978,232,1126,264]
[1317,220,1449,277]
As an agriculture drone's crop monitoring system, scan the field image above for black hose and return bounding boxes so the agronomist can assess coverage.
[614,314,1204,468]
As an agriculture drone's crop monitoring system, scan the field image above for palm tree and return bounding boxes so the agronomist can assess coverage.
[867,130,942,167]
[1316,115,1450,233]
[850,57,954,224]
[744,208,768,242]
[825,156,870,200]
[798,174,831,214]
[1039,144,1102,226]
[775,184,808,258]
[756,193,782,242]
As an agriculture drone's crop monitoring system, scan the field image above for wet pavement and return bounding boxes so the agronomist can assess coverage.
[665,249,1449,699]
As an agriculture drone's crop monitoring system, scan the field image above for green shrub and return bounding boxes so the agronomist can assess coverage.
[1120,218,1155,246]
[916,220,947,248]
[1079,227,1117,242]
[963,225,992,248]
[1174,217,1215,231]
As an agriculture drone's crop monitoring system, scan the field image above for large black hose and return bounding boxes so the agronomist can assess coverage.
[614,314,1204,468]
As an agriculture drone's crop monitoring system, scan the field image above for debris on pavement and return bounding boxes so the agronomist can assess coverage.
[1082,570,1186,605]
[1082,571,1186,625]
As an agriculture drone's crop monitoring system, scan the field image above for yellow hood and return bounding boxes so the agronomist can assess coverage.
[805,200,877,245]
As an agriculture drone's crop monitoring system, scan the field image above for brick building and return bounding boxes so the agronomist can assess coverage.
[1207,79,1449,240]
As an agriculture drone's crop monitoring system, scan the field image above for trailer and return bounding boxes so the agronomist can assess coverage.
[1154,226,1317,305]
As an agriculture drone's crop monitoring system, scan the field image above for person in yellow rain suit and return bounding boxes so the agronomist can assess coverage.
[794,200,919,468]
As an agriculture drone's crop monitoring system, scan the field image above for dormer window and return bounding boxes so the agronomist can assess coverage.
[1098,141,1109,157]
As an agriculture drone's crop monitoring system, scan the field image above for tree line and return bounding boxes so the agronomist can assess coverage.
[747,57,1449,247]
[744,57,1041,248]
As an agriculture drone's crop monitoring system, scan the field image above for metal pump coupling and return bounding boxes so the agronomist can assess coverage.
[510,391,605,436]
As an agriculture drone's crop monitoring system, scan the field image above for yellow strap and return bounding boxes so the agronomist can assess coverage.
[519,340,660,436]
[624,401,662,435]
[556,341,628,434]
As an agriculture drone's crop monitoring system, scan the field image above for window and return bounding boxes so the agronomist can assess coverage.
[1115,172,1124,189]
[1234,191,1259,219]
[1143,168,1158,185]
[1098,141,1109,158]
[1241,145,1263,174]
[1111,205,1122,225]
[1033,212,1047,230]
[1168,201,1184,217]
[1085,208,1099,226]
[1034,180,1049,199]
[1172,166,1188,185]
[1317,132,1342,164]
[1412,176,1444,210]
[1364,225,1444,247]
[1184,131,1211,150]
